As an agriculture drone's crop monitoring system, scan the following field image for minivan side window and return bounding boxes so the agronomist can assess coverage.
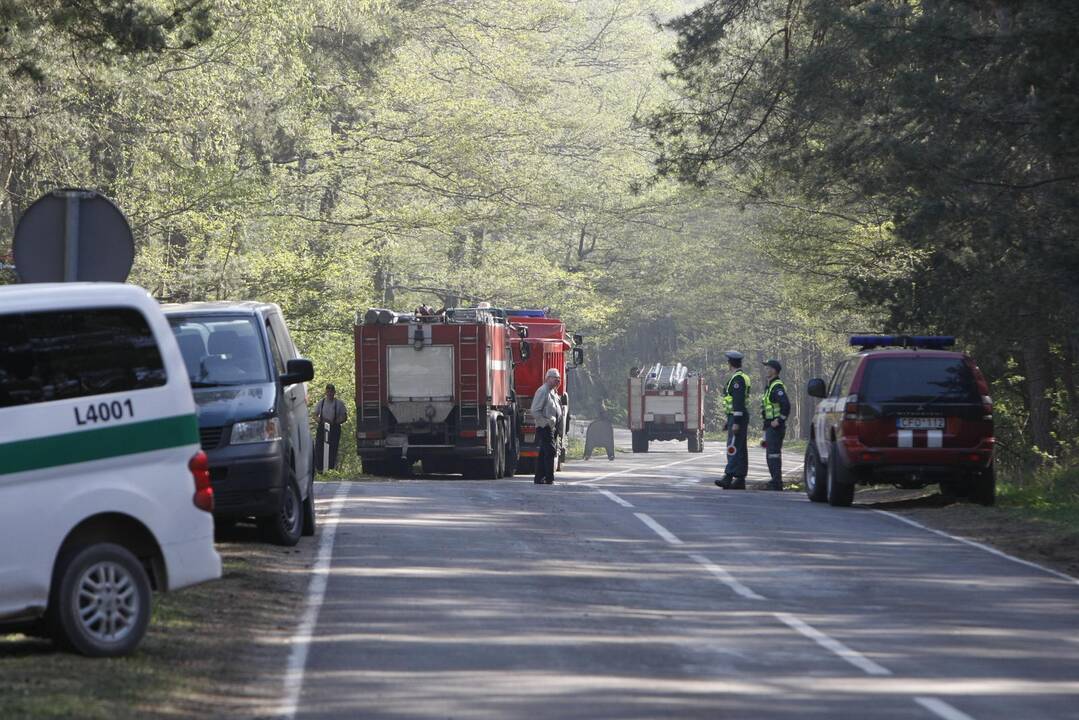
[265,322,287,376]
[0,308,166,408]
[267,312,297,361]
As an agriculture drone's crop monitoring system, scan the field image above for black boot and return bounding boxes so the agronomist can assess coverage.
[715,475,732,488]
[763,481,783,491]
[725,477,746,490]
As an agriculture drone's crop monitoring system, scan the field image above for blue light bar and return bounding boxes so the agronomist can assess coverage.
[506,309,547,317]
[850,335,956,350]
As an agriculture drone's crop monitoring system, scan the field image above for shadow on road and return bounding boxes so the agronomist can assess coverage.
[855,492,959,510]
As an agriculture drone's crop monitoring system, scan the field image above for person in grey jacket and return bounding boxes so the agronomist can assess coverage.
[530,368,563,484]
[314,384,348,472]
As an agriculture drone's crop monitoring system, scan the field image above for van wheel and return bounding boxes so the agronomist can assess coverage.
[804,443,827,503]
[826,442,855,507]
[301,478,317,538]
[49,543,152,657]
[969,465,996,506]
[260,478,303,546]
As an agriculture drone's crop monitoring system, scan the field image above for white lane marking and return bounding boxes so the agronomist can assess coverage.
[281,482,352,719]
[773,612,892,676]
[876,510,1079,586]
[688,553,766,600]
[915,697,976,720]
[634,512,684,545]
[597,489,635,508]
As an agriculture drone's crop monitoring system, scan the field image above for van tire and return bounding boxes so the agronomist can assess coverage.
[301,481,317,538]
[805,443,827,503]
[48,543,152,657]
[260,478,303,546]
[826,442,855,507]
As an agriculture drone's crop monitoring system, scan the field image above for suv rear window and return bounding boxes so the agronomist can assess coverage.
[859,357,979,404]
[0,307,166,408]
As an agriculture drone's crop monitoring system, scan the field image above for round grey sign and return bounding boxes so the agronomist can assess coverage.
[13,189,134,283]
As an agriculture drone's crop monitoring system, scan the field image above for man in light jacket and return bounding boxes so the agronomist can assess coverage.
[530,368,563,484]
[314,384,348,472]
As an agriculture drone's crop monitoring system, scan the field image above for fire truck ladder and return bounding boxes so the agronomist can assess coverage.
[458,326,481,426]
[359,332,382,425]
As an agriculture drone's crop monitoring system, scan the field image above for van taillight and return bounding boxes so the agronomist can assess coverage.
[189,451,214,513]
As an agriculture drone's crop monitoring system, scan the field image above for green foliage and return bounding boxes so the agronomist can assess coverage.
[649,0,1079,457]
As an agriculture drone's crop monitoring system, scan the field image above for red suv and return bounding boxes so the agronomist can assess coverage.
[804,336,995,507]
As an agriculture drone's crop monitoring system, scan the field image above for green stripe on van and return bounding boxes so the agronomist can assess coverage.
[0,414,199,476]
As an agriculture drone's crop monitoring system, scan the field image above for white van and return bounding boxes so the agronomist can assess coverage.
[0,283,222,656]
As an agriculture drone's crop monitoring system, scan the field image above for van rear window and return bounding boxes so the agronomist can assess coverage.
[0,308,167,408]
[859,357,979,404]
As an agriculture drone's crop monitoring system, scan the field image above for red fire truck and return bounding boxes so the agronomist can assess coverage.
[507,310,584,476]
[353,307,523,478]
[627,363,705,453]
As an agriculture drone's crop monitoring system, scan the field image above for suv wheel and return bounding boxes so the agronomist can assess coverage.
[826,442,855,507]
[804,443,827,503]
[260,478,303,546]
[969,465,996,506]
[49,543,152,657]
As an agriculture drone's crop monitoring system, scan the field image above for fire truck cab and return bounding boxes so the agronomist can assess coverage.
[507,310,583,476]
[354,307,521,479]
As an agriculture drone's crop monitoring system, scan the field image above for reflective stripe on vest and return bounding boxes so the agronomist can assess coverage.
[762,378,786,420]
[723,371,752,414]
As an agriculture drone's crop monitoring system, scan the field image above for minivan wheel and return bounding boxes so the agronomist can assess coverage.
[260,478,303,546]
[301,468,317,537]
[826,442,855,507]
[49,543,152,657]
[805,443,827,503]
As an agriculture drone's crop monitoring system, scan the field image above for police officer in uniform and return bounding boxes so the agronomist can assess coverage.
[716,351,751,489]
[761,359,791,491]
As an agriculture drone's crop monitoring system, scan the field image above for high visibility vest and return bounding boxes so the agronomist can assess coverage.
[723,371,752,414]
[762,378,786,420]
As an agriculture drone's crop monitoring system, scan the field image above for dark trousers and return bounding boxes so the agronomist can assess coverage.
[315,422,341,472]
[765,424,786,488]
[535,425,556,483]
[724,415,748,479]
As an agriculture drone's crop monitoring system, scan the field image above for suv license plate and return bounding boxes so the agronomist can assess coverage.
[897,417,945,430]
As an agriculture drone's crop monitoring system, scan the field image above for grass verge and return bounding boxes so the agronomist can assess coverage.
[0,521,317,719]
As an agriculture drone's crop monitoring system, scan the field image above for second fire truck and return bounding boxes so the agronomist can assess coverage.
[506,309,584,476]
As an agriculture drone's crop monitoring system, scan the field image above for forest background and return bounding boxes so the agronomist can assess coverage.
[1,0,1076,495]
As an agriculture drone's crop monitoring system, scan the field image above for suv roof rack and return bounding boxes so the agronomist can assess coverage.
[850,335,956,350]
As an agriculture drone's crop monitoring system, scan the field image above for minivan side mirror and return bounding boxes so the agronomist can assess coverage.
[807,378,827,398]
[281,358,314,386]
[572,347,585,367]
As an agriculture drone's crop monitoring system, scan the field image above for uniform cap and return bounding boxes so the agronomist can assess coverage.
[763,359,782,372]
[724,351,744,361]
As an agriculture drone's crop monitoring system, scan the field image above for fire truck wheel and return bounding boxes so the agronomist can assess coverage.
[516,458,535,476]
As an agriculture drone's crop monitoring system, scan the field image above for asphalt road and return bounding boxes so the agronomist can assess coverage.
[287,441,1079,720]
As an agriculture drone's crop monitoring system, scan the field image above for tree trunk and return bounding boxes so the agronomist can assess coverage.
[1021,331,1054,459]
